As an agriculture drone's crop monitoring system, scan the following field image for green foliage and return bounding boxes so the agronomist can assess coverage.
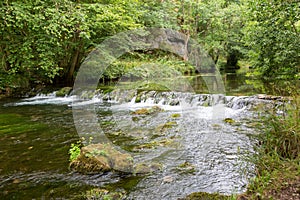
[0,0,142,92]
[69,141,82,162]
[243,0,300,79]
[140,0,178,29]
[0,0,83,86]
[104,51,194,80]
[82,0,142,44]
[1,0,299,94]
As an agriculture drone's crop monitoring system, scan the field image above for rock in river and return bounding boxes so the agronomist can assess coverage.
[70,143,134,173]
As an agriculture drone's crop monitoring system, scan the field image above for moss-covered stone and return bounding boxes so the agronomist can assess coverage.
[70,144,134,173]
[156,121,178,132]
[133,138,178,151]
[55,87,72,97]
[131,106,163,115]
[176,161,196,174]
[171,113,181,118]
[133,162,163,174]
[85,188,127,200]
[224,118,235,124]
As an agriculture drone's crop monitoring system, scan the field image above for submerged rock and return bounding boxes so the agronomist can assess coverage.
[70,144,134,173]
[132,137,178,151]
[176,161,196,174]
[134,162,163,174]
[162,175,174,183]
[171,113,181,118]
[156,121,178,132]
[85,188,127,200]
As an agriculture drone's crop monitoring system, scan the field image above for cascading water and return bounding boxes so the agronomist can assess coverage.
[1,89,282,199]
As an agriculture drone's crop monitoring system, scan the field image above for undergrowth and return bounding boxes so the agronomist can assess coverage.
[245,83,300,199]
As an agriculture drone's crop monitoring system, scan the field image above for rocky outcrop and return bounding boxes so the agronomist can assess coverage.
[70,144,134,173]
[70,143,162,175]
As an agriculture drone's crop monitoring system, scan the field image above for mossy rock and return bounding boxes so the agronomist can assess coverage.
[179,192,230,200]
[56,87,72,97]
[156,121,177,132]
[132,137,178,151]
[70,144,134,173]
[133,162,163,174]
[135,96,142,103]
[85,188,127,200]
[131,106,163,115]
[224,118,235,124]
[171,113,181,118]
[176,161,196,174]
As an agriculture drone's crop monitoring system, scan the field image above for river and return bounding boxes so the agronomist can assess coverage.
[0,74,278,199]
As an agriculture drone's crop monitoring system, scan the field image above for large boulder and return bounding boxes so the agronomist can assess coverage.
[70,144,134,173]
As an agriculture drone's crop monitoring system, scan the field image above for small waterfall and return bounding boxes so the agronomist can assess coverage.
[75,89,280,111]
[7,89,282,111]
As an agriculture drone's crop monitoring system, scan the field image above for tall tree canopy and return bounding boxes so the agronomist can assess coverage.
[243,0,300,79]
[0,0,299,94]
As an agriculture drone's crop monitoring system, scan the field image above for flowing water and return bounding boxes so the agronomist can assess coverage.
[0,74,281,199]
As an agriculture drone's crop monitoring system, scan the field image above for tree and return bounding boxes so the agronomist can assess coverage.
[0,0,142,93]
[243,0,300,79]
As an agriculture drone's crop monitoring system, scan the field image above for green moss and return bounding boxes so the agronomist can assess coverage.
[135,96,141,103]
[176,161,196,174]
[133,138,177,151]
[0,114,48,135]
[131,108,149,115]
[202,102,209,107]
[156,121,178,132]
[164,121,177,127]
[224,118,235,124]
[171,113,181,118]
[56,87,72,97]
[85,188,126,200]
[134,162,163,174]
[180,192,231,200]
[131,106,163,115]
[97,86,114,94]
[69,144,134,173]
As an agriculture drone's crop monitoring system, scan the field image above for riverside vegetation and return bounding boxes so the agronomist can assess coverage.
[1,0,299,95]
[1,0,299,199]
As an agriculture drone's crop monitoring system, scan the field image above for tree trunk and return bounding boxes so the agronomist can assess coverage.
[66,47,80,86]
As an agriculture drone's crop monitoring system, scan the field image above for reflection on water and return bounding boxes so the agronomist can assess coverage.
[189,72,292,96]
